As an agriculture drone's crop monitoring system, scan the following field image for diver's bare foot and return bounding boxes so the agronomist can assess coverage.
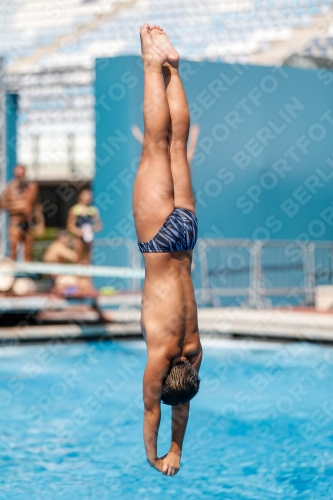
[140,23,167,67]
[150,25,179,68]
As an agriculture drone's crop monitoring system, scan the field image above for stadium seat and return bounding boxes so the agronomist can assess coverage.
[2,0,332,179]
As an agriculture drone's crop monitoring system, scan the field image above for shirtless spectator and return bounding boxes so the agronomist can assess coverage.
[0,165,44,261]
[43,230,80,295]
[43,230,78,265]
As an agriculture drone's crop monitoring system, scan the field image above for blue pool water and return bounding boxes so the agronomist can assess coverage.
[1,338,333,500]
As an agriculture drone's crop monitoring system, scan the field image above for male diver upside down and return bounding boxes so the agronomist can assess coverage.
[133,24,203,476]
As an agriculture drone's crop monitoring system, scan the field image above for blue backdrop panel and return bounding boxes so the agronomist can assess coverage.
[95,56,333,242]
[6,94,17,180]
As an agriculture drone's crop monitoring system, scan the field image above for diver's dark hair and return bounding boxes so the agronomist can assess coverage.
[161,360,200,406]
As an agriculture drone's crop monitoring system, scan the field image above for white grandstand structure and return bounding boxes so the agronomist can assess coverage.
[1,0,333,182]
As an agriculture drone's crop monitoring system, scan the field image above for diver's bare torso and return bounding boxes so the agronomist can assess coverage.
[141,250,201,366]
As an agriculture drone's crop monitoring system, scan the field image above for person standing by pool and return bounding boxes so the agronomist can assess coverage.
[0,164,44,261]
[66,188,102,292]
[67,188,102,263]
[133,24,202,477]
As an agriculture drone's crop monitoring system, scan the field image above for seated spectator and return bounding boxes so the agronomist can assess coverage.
[43,231,81,295]
[43,230,78,264]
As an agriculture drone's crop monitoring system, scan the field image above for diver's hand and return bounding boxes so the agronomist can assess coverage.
[148,452,180,476]
[160,452,181,476]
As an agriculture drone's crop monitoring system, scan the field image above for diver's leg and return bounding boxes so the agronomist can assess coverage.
[162,64,195,213]
[150,27,195,213]
[133,24,175,243]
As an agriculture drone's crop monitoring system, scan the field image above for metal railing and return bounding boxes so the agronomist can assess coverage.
[33,238,333,308]
[33,238,143,292]
[197,239,333,308]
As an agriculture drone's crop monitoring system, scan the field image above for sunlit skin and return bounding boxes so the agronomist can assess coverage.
[130,123,200,165]
[133,24,202,477]
[0,165,44,261]
[43,232,79,264]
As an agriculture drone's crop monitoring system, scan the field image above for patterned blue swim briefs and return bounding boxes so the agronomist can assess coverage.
[137,208,198,253]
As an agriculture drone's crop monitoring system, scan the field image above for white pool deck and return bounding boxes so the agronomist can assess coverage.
[1,304,333,343]
[107,307,333,342]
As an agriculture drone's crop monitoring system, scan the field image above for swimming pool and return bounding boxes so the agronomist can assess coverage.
[0,338,332,499]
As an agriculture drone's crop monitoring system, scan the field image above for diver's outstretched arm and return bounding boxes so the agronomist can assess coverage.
[143,351,170,473]
[161,402,190,476]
